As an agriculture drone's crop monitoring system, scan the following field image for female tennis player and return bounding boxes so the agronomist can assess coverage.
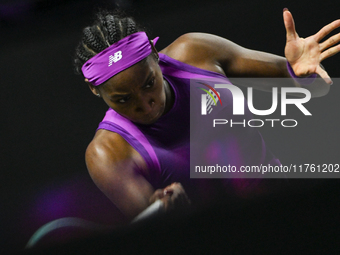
[74,8,340,223]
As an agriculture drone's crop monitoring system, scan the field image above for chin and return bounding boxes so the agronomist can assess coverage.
[133,119,157,126]
[136,109,163,125]
[139,115,159,125]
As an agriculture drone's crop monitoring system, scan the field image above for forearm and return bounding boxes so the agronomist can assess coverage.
[227,48,289,78]
[228,48,330,97]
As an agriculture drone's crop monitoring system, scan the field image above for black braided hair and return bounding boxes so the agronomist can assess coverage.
[74,10,145,75]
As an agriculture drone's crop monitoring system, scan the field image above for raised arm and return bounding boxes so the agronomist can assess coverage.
[161,10,340,97]
[161,32,289,78]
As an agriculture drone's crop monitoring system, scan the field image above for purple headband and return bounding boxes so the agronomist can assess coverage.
[81,32,159,86]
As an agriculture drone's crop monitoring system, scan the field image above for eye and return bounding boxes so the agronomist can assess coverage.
[144,78,155,89]
[117,95,131,104]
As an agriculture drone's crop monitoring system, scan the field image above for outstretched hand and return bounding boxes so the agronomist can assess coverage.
[283,8,340,84]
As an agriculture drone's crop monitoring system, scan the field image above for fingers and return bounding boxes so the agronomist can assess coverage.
[149,189,166,204]
[169,183,191,207]
[150,183,181,204]
[319,32,340,51]
[161,182,191,211]
[314,19,340,43]
[315,65,333,85]
[283,9,298,42]
[319,33,340,62]
[163,189,173,196]
[320,44,340,61]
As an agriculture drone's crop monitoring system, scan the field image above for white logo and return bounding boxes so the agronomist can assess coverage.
[201,90,220,115]
[108,51,123,66]
[201,84,311,116]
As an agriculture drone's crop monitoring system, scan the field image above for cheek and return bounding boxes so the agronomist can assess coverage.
[102,98,130,117]
[113,107,137,122]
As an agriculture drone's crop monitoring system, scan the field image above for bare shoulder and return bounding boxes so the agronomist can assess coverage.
[160,32,244,75]
[86,129,129,168]
[85,129,147,179]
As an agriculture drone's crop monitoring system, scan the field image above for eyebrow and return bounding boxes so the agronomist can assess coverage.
[110,70,154,99]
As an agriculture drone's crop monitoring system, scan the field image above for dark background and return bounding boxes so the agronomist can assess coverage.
[1,0,340,253]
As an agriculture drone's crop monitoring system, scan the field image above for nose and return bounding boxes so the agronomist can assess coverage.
[135,96,155,114]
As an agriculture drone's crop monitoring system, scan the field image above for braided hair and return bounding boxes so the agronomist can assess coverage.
[74,10,145,75]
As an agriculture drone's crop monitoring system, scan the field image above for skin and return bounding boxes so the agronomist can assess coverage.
[91,53,173,126]
[85,10,340,223]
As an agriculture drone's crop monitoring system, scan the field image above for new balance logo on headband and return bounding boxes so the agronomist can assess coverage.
[108,51,123,66]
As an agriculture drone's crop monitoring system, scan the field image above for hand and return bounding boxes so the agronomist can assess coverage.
[149,182,191,212]
[283,8,340,84]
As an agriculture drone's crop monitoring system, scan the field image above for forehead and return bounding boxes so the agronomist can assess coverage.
[101,56,153,93]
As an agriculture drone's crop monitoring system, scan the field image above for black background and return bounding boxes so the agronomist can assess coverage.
[1,0,340,253]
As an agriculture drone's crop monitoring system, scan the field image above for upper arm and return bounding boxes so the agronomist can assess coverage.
[161,32,289,78]
[85,130,155,221]
[162,33,333,95]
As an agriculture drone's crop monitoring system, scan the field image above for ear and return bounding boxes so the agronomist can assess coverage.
[85,78,101,97]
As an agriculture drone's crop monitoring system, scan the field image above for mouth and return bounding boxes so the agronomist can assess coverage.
[138,104,165,125]
[143,110,161,124]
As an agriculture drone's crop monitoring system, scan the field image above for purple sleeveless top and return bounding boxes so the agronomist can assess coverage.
[97,53,280,199]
